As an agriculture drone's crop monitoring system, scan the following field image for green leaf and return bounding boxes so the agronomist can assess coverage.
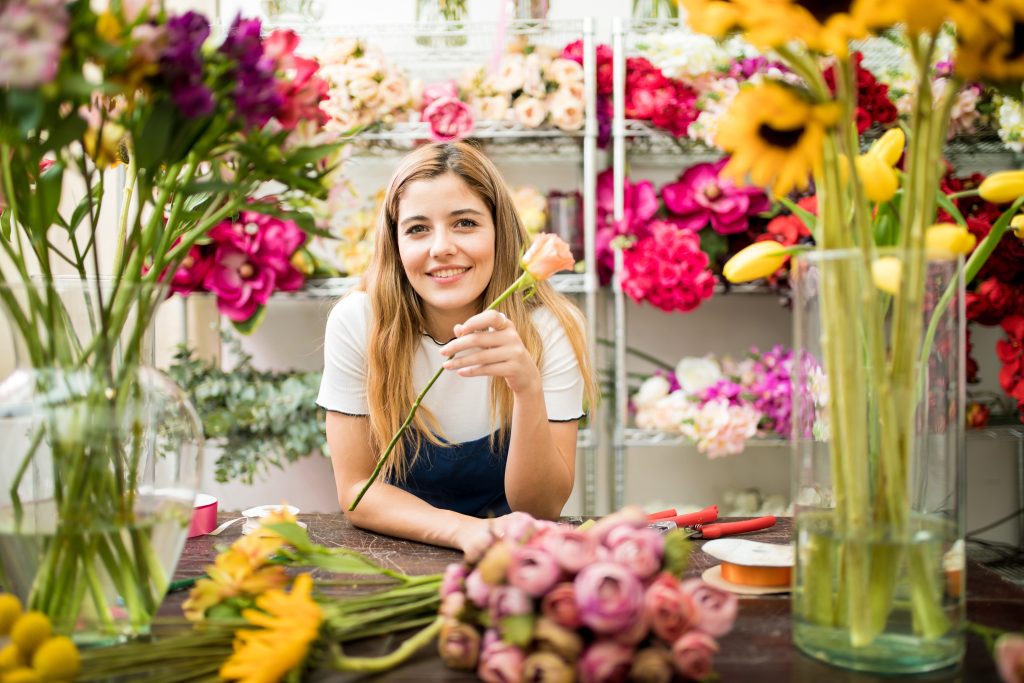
[283,142,344,167]
[778,196,819,243]
[181,179,239,194]
[935,192,967,228]
[662,529,692,578]
[31,161,64,235]
[6,90,44,137]
[301,552,389,575]
[42,115,87,157]
[0,209,10,241]
[263,521,315,553]
[135,106,175,172]
[698,228,728,263]
[66,183,104,233]
[499,615,535,648]
[232,305,267,335]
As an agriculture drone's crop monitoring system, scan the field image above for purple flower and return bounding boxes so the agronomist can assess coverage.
[609,527,665,581]
[574,562,645,635]
[747,345,794,438]
[579,640,634,683]
[220,15,281,129]
[661,159,770,236]
[171,81,215,119]
[507,547,561,597]
[477,640,525,683]
[680,579,738,638]
[0,0,68,88]
[161,12,214,118]
[219,16,263,68]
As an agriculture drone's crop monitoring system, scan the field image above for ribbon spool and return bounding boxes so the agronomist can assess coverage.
[701,538,794,595]
[188,494,219,538]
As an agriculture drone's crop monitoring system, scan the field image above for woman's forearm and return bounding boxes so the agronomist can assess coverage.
[504,385,574,518]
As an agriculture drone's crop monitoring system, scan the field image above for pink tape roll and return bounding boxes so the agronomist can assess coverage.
[188,494,218,538]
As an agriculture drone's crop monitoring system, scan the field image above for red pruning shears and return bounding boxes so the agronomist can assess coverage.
[646,506,777,539]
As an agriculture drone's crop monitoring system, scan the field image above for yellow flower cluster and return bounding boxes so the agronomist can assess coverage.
[183,508,298,622]
[0,595,80,683]
[220,574,323,683]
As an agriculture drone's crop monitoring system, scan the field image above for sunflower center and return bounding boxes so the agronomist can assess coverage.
[793,0,856,24]
[1010,21,1024,61]
[758,123,806,149]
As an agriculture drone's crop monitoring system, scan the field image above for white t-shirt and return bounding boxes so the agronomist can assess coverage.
[317,291,585,442]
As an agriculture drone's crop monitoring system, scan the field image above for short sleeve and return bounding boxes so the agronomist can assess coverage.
[533,307,586,422]
[316,292,371,415]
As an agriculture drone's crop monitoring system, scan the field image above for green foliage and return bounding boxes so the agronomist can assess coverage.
[168,335,327,485]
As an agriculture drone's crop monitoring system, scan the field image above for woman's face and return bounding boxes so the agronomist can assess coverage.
[396,172,496,335]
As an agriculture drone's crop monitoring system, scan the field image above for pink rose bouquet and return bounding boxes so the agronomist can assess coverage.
[438,508,738,682]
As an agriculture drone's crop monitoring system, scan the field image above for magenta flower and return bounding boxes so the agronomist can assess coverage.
[507,547,561,597]
[996,633,1024,683]
[477,640,525,683]
[662,159,771,236]
[579,640,634,683]
[537,527,600,575]
[609,527,664,580]
[423,96,474,142]
[645,574,696,643]
[169,244,213,296]
[540,582,581,630]
[622,221,716,314]
[264,29,329,130]
[203,243,276,322]
[441,563,468,598]
[671,631,719,681]
[680,579,738,638]
[574,562,645,635]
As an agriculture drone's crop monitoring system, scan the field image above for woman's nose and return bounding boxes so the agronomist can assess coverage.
[429,229,457,258]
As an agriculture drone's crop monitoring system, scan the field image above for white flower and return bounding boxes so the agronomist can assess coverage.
[547,92,584,131]
[633,375,670,408]
[674,357,722,395]
[997,95,1024,153]
[544,58,584,87]
[471,95,509,121]
[679,399,760,458]
[513,95,547,128]
[649,391,696,433]
[489,54,526,94]
[522,54,547,98]
[322,38,359,64]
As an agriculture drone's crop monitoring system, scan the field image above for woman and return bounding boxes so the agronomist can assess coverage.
[317,142,597,554]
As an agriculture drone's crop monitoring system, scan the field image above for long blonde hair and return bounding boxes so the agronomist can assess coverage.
[361,142,597,483]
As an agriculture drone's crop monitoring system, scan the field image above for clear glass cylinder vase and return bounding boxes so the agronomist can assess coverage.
[0,280,203,645]
[790,249,965,674]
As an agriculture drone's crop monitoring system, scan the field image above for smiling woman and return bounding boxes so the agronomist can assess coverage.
[316,142,597,556]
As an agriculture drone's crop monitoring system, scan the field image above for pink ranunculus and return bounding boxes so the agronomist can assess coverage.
[575,562,645,635]
[540,582,581,629]
[438,618,481,670]
[499,511,542,543]
[422,96,474,142]
[671,631,719,681]
[488,585,532,623]
[606,526,664,580]
[996,633,1024,683]
[441,563,468,598]
[645,574,696,643]
[538,527,600,575]
[440,591,466,618]
[477,640,525,683]
[622,221,715,314]
[465,569,491,608]
[662,158,771,236]
[613,608,650,646]
[680,579,738,637]
[507,547,561,597]
[588,507,649,547]
[579,640,634,683]
[421,80,459,110]
[203,244,276,322]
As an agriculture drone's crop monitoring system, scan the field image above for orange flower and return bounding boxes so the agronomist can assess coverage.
[183,548,289,621]
[521,233,575,281]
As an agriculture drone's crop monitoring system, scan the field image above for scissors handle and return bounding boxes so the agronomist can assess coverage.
[668,505,719,528]
[699,515,776,539]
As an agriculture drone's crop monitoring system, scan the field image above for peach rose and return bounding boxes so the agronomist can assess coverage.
[521,233,574,281]
[548,93,584,131]
[472,95,510,121]
[379,75,411,110]
[490,54,525,93]
[545,58,584,86]
[513,96,547,128]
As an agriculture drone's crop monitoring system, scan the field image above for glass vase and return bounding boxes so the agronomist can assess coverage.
[260,0,325,25]
[415,0,468,48]
[790,249,965,674]
[0,280,203,645]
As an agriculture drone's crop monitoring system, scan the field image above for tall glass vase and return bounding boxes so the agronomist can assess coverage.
[790,249,965,674]
[415,0,468,48]
[0,280,203,645]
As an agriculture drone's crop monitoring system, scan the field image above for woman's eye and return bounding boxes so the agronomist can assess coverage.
[406,224,428,235]
[455,219,478,229]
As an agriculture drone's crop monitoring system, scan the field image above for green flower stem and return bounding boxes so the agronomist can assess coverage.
[335,615,438,642]
[348,271,537,511]
[113,152,139,276]
[330,617,443,673]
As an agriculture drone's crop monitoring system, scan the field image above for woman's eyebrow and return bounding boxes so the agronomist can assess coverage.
[399,208,484,226]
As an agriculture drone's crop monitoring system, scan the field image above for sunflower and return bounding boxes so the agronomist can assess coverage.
[220,574,323,683]
[679,0,743,37]
[954,0,1024,83]
[890,0,959,34]
[716,82,841,198]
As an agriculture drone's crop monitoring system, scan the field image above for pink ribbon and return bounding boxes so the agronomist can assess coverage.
[188,494,218,538]
[491,0,509,73]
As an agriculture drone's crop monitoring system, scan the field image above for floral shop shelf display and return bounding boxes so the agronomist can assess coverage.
[686,0,1024,674]
[0,1,344,643]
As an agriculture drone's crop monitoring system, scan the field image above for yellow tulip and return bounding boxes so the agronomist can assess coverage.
[978,170,1024,204]
[855,153,899,203]
[723,241,789,283]
[872,256,902,295]
[1011,214,1024,239]
[868,128,906,167]
[926,223,976,258]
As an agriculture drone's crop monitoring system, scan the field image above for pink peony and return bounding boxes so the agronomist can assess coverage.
[507,546,561,597]
[680,579,738,637]
[608,527,665,580]
[996,633,1024,683]
[423,96,474,142]
[579,640,634,683]
[421,80,459,110]
[645,574,696,643]
[574,562,645,635]
[621,221,716,314]
[671,631,719,681]
[662,158,771,235]
[500,510,544,543]
[540,582,581,629]
[537,527,601,575]
[441,563,468,598]
[477,640,525,683]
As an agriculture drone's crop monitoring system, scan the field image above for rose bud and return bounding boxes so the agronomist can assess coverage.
[466,570,492,608]
[579,640,633,683]
[440,591,467,619]
[522,651,575,683]
[508,546,562,597]
[645,575,696,643]
[680,579,738,638]
[441,563,469,598]
[610,528,664,580]
[438,619,481,671]
[478,639,526,683]
[629,646,674,683]
[533,616,584,662]
[541,582,581,629]
[575,562,645,635]
[478,541,515,585]
[489,585,533,623]
[671,631,719,681]
[539,527,601,575]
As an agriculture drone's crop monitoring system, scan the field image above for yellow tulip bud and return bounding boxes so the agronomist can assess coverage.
[978,170,1024,204]
[926,223,977,258]
[31,636,80,681]
[0,594,23,636]
[723,241,789,283]
[872,256,902,295]
[0,643,25,672]
[3,668,42,683]
[855,154,899,203]
[1011,214,1024,239]
[10,612,51,656]
[868,128,906,167]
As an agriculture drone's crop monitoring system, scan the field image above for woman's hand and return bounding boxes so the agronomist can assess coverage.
[439,310,541,395]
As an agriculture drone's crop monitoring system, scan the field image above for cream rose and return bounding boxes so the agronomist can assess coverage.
[522,54,547,98]
[344,56,383,81]
[513,96,547,128]
[490,55,526,94]
[347,77,381,106]
[323,38,359,63]
[548,93,584,131]
[545,58,584,86]
[379,75,410,110]
[472,95,509,121]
